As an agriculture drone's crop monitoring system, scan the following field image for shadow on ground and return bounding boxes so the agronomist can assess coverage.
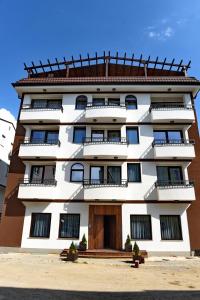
[0,287,200,300]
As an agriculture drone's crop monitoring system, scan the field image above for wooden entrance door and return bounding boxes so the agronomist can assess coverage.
[89,205,122,250]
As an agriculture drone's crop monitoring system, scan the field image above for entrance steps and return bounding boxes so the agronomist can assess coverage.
[60,249,148,259]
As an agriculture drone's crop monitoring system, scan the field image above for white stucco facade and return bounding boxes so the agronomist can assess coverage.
[16,88,197,254]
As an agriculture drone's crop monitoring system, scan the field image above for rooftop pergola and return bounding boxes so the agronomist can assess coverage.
[24,52,191,78]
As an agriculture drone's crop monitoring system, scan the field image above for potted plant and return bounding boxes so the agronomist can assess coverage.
[79,234,87,251]
[125,234,132,252]
[67,242,78,262]
[133,241,141,263]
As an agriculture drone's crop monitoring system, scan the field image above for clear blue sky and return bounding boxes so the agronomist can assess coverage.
[0,0,200,123]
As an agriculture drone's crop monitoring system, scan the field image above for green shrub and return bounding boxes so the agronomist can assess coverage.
[133,242,140,256]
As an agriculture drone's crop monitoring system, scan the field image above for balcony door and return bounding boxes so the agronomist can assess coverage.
[90,166,104,184]
[30,165,55,184]
[154,130,183,144]
[92,98,105,106]
[107,130,121,142]
[91,130,104,142]
[157,166,183,185]
[107,166,121,184]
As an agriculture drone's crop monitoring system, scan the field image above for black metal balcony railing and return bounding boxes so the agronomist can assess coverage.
[19,179,57,186]
[84,137,127,144]
[83,179,128,187]
[22,104,63,112]
[86,103,126,109]
[155,180,194,188]
[22,138,61,146]
[149,103,193,112]
[152,139,195,147]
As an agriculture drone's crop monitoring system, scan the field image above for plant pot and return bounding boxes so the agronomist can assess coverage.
[67,251,78,262]
[133,255,142,263]
[125,244,132,252]
[79,243,87,251]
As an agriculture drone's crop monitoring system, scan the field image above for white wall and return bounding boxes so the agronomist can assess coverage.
[122,203,190,253]
[21,202,89,249]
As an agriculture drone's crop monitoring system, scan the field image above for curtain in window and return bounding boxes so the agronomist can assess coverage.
[126,128,139,144]
[59,214,80,238]
[160,215,182,240]
[130,215,152,240]
[128,164,141,182]
[107,166,121,184]
[31,214,51,237]
[74,128,86,143]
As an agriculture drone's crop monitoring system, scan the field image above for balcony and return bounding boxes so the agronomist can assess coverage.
[152,139,195,159]
[18,138,60,158]
[83,179,128,201]
[85,104,126,122]
[83,137,128,158]
[18,178,57,199]
[20,104,63,123]
[155,180,195,201]
[150,104,195,123]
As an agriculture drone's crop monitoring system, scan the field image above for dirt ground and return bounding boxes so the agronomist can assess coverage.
[0,253,200,299]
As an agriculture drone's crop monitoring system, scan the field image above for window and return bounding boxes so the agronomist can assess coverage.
[127,164,141,182]
[107,130,121,142]
[30,213,51,238]
[31,99,62,109]
[30,165,55,184]
[91,130,104,142]
[73,127,86,143]
[92,98,105,106]
[71,163,84,182]
[107,166,121,184]
[108,98,120,106]
[153,130,183,144]
[90,166,104,184]
[76,95,87,109]
[59,214,80,238]
[126,127,139,144]
[125,95,137,109]
[30,130,59,144]
[160,215,182,240]
[130,215,152,240]
[156,166,183,185]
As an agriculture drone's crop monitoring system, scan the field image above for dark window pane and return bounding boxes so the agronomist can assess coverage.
[169,167,182,183]
[108,130,120,142]
[59,214,80,238]
[43,166,55,182]
[130,215,152,240]
[71,164,84,182]
[108,98,120,106]
[46,131,59,143]
[31,131,46,143]
[128,164,141,182]
[76,96,87,109]
[160,215,182,240]
[92,98,105,106]
[32,100,47,108]
[157,166,183,185]
[73,127,86,143]
[31,166,44,183]
[30,213,51,238]
[157,166,169,183]
[47,100,62,109]
[107,166,121,184]
[126,128,139,144]
[91,166,104,184]
[125,95,137,109]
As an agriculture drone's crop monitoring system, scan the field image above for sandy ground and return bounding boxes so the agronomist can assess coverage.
[0,253,200,299]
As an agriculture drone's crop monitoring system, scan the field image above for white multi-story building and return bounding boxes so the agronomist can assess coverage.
[0,109,16,213]
[0,53,200,255]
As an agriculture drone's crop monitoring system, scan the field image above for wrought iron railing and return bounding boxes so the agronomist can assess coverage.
[84,137,127,144]
[155,180,194,188]
[152,139,195,146]
[149,103,193,112]
[86,103,126,109]
[22,138,60,146]
[22,104,63,112]
[83,179,128,187]
[19,179,57,186]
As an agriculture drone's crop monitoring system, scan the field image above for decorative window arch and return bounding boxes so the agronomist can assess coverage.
[75,95,87,109]
[70,163,84,182]
[125,95,137,110]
